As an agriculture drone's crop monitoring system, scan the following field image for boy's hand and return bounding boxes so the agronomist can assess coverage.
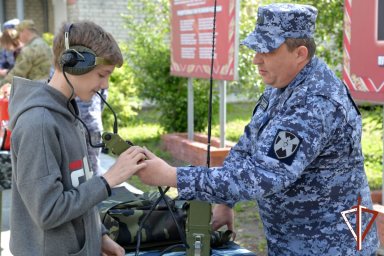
[103,146,147,187]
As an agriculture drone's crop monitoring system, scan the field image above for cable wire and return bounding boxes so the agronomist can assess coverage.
[62,68,104,148]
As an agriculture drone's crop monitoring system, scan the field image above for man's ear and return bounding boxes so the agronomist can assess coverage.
[296,46,309,64]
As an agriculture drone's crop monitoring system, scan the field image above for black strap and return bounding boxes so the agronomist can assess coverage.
[343,82,361,116]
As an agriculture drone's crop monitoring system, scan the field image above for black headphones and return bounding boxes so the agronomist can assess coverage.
[59,23,110,75]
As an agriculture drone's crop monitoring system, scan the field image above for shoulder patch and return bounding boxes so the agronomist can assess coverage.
[267,130,301,165]
[252,95,269,116]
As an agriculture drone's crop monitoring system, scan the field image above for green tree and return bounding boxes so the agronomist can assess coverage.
[116,0,345,131]
[102,52,141,131]
[228,0,264,99]
[123,0,218,133]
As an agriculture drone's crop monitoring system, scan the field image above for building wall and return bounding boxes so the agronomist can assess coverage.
[3,0,50,35]
[66,0,130,42]
[2,0,134,42]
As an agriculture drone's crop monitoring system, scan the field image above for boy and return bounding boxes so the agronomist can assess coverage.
[8,21,147,255]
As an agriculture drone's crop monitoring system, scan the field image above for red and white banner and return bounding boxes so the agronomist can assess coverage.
[170,0,239,81]
[343,0,384,103]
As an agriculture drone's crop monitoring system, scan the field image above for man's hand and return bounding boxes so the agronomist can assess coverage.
[103,146,147,188]
[135,147,177,187]
[211,204,236,239]
[101,234,125,256]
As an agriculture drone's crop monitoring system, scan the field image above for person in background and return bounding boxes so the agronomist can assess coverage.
[0,19,52,96]
[135,3,379,255]
[75,89,108,176]
[0,28,23,73]
[8,20,146,255]
[0,19,20,78]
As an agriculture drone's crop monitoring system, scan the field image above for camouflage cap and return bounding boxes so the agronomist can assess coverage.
[241,3,318,53]
[16,19,36,32]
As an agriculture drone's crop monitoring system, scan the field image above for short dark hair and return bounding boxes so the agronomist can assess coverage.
[285,38,316,59]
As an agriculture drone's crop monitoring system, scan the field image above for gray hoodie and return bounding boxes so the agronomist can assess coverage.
[8,77,109,256]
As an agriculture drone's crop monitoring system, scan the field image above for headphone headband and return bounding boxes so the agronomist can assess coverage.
[64,23,72,50]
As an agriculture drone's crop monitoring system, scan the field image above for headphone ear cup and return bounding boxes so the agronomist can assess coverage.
[60,46,98,75]
[60,50,78,68]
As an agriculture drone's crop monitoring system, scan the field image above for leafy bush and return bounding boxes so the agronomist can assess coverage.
[228,1,263,99]
[123,0,218,133]
[42,32,54,47]
[102,57,141,131]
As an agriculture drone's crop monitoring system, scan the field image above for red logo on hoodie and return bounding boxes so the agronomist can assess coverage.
[69,157,92,187]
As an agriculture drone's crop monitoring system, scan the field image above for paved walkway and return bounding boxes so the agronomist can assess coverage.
[0,153,142,255]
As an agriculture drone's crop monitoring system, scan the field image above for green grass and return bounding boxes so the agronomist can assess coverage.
[361,106,383,190]
[118,102,383,192]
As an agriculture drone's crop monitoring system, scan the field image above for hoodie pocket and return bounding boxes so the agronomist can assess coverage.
[69,243,87,256]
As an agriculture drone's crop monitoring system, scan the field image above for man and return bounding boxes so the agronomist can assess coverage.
[136,3,379,255]
[0,19,52,94]
[8,21,146,255]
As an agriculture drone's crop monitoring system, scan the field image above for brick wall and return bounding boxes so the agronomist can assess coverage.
[2,0,136,42]
[67,0,131,42]
[3,0,51,35]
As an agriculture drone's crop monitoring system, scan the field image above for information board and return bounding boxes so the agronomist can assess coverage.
[170,0,239,81]
[343,0,384,103]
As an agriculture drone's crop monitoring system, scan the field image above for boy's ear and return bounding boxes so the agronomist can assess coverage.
[59,46,98,75]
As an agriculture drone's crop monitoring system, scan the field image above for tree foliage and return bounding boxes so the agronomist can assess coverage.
[106,0,345,132]
[103,53,141,131]
[122,0,218,133]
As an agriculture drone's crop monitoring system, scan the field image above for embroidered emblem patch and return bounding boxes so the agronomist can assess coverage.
[268,130,301,165]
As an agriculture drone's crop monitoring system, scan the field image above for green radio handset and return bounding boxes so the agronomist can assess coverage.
[101,132,134,156]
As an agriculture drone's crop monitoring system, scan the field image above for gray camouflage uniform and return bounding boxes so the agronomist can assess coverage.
[175,4,379,255]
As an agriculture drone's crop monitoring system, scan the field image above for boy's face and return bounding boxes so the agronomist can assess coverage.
[73,65,115,101]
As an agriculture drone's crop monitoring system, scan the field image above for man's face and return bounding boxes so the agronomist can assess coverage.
[252,43,303,88]
[18,29,28,44]
[73,65,115,101]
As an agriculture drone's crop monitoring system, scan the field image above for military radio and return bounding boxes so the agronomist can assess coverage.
[101,131,213,255]
[101,132,133,155]
[186,200,211,256]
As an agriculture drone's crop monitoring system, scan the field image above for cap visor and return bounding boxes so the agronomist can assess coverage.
[241,30,285,53]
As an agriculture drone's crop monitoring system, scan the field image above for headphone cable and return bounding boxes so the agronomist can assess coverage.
[62,67,105,148]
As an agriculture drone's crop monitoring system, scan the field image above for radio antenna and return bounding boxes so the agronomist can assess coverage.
[206,0,218,168]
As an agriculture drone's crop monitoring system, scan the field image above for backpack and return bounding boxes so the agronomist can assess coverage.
[98,187,187,251]
[98,187,234,253]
